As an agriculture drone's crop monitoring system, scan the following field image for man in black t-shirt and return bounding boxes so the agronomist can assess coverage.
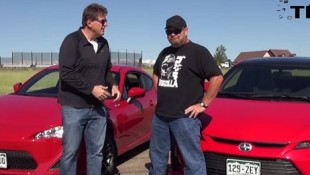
[149,15,223,175]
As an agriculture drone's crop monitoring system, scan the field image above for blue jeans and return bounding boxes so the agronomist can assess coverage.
[60,105,107,175]
[149,114,207,175]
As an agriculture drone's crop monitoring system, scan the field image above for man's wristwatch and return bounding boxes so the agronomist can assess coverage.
[200,102,208,108]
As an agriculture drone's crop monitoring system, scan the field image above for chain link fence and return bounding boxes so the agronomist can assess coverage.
[0,51,142,68]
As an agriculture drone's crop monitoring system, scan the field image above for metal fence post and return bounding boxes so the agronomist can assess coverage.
[126,50,127,65]
[22,52,24,65]
[134,50,136,66]
[31,51,33,66]
[118,50,120,64]
[51,52,53,65]
[41,52,43,65]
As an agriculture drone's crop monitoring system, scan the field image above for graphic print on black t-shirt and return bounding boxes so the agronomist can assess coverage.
[159,54,185,88]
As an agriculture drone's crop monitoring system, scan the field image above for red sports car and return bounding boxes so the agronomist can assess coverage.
[0,65,156,175]
[170,57,310,175]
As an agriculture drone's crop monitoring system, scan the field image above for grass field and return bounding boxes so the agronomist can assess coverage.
[0,68,42,94]
[0,67,226,95]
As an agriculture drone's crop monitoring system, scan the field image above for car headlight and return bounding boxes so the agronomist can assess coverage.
[35,126,63,139]
[295,141,310,149]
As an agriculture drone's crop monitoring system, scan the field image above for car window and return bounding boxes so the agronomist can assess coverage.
[141,73,153,91]
[18,69,119,97]
[18,70,59,96]
[221,69,241,91]
[106,71,120,93]
[220,65,310,99]
[109,71,120,85]
[122,72,149,99]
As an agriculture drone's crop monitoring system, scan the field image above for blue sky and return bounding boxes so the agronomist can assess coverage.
[0,0,309,61]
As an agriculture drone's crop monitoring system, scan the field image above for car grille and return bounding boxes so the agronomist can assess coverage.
[211,136,288,147]
[205,152,300,175]
[1,150,37,170]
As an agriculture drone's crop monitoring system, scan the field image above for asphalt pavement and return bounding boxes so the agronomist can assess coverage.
[112,142,151,175]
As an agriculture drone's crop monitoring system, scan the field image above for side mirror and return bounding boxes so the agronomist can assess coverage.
[13,82,23,93]
[127,87,146,103]
[128,87,145,98]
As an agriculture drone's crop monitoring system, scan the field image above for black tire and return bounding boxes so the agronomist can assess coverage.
[101,134,117,175]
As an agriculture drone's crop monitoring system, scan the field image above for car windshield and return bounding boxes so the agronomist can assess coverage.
[16,69,119,97]
[219,64,310,102]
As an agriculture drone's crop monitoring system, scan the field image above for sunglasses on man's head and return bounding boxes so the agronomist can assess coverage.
[165,28,182,35]
[94,18,107,25]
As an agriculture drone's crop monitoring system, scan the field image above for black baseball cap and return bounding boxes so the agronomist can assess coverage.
[165,15,187,30]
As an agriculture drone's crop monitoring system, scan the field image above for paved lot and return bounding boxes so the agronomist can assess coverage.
[113,142,151,175]
[108,142,175,175]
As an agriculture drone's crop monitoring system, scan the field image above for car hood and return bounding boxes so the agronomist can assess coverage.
[0,95,61,140]
[204,98,310,143]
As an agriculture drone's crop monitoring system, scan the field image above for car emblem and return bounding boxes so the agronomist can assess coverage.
[239,142,252,152]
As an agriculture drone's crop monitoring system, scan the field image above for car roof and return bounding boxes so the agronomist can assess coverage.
[238,57,310,67]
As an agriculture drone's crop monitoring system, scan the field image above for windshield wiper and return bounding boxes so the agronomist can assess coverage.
[218,92,310,102]
[248,94,310,102]
[217,92,254,99]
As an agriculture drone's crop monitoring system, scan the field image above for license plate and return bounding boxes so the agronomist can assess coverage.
[0,153,7,169]
[226,159,261,175]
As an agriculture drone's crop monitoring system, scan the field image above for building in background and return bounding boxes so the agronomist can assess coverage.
[233,49,295,65]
